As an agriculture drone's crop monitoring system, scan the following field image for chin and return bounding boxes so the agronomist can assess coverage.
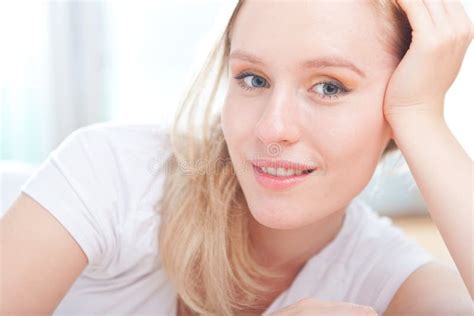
[247,200,309,230]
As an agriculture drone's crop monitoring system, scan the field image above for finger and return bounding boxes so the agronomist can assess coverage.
[446,1,470,17]
[337,304,378,316]
[423,0,447,25]
[445,0,474,49]
[444,0,473,29]
[397,0,434,31]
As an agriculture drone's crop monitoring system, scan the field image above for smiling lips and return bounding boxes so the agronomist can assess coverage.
[250,159,319,190]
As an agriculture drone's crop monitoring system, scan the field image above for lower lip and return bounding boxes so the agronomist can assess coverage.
[252,165,315,191]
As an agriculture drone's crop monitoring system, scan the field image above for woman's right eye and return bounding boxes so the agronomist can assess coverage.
[233,72,269,91]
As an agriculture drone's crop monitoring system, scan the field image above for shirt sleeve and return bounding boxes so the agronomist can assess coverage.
[20,126,123,269]
[358,223,436,314]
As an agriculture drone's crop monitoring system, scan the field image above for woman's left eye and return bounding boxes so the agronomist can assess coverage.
[233,71,349,100]
[311,81,348,100]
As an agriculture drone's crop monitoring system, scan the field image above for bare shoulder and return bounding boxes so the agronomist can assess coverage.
[384,260,473,315]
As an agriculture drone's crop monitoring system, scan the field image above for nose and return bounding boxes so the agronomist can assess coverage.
[255,86,301,147]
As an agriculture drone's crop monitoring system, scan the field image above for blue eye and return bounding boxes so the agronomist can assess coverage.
[234,72,269,91]
[312,81,347,100]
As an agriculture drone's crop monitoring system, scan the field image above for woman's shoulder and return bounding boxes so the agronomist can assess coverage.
[19,121,174,270]
[341,199,435,313]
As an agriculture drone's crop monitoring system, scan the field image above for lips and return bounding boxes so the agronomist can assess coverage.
[251,163,315,191]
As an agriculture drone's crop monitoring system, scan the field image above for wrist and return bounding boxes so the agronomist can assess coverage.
[389,112,448,149]
[384,97,445,127]
[386,106,445,132]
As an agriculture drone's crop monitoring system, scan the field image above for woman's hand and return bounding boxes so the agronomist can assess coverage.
[383,0,473,125]
[267,298,378,316]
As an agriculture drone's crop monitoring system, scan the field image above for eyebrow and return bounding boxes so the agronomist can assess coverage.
[229,50,366,78]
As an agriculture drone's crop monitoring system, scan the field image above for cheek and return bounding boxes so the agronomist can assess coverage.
[297,105,387,215]
[305,96,388,184]
[221,91,261,146]
[317,108,386,156]
[307,87,388,158]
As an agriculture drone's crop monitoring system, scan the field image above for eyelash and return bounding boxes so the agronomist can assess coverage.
[233,71,350,100]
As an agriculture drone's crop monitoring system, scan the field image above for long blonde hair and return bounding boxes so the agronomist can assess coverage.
[157,1,411,315]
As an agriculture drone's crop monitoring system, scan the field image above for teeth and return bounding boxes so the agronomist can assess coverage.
[260,166,310,177]
[277,168,286,176]
[267,167,277,174]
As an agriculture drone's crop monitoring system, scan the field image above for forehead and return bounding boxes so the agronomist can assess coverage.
[230,0,394,72]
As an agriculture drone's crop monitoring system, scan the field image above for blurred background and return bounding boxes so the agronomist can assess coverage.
[0,0,473,265]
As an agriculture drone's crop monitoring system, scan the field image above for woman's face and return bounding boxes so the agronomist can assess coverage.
[221,0,398,230]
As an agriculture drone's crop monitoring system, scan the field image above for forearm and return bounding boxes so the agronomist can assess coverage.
[389,109,473,298]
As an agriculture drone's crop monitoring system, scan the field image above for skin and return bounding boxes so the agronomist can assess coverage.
[221,0,398,271]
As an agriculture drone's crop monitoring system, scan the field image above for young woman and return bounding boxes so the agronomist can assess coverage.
[1,0,472,315]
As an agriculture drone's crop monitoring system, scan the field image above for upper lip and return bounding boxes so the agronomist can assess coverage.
[250,159,318,171]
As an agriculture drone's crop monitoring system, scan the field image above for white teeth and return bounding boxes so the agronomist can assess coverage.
[260,166,309,177]
[277,168,286,176]
[267,167,277,174]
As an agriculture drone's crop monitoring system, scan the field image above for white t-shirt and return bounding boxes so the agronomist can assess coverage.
[20,122,435,315]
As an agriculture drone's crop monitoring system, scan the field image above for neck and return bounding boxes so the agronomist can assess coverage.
[248,205,348,271]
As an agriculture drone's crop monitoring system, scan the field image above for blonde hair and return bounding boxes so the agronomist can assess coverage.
[157,1,411,315]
